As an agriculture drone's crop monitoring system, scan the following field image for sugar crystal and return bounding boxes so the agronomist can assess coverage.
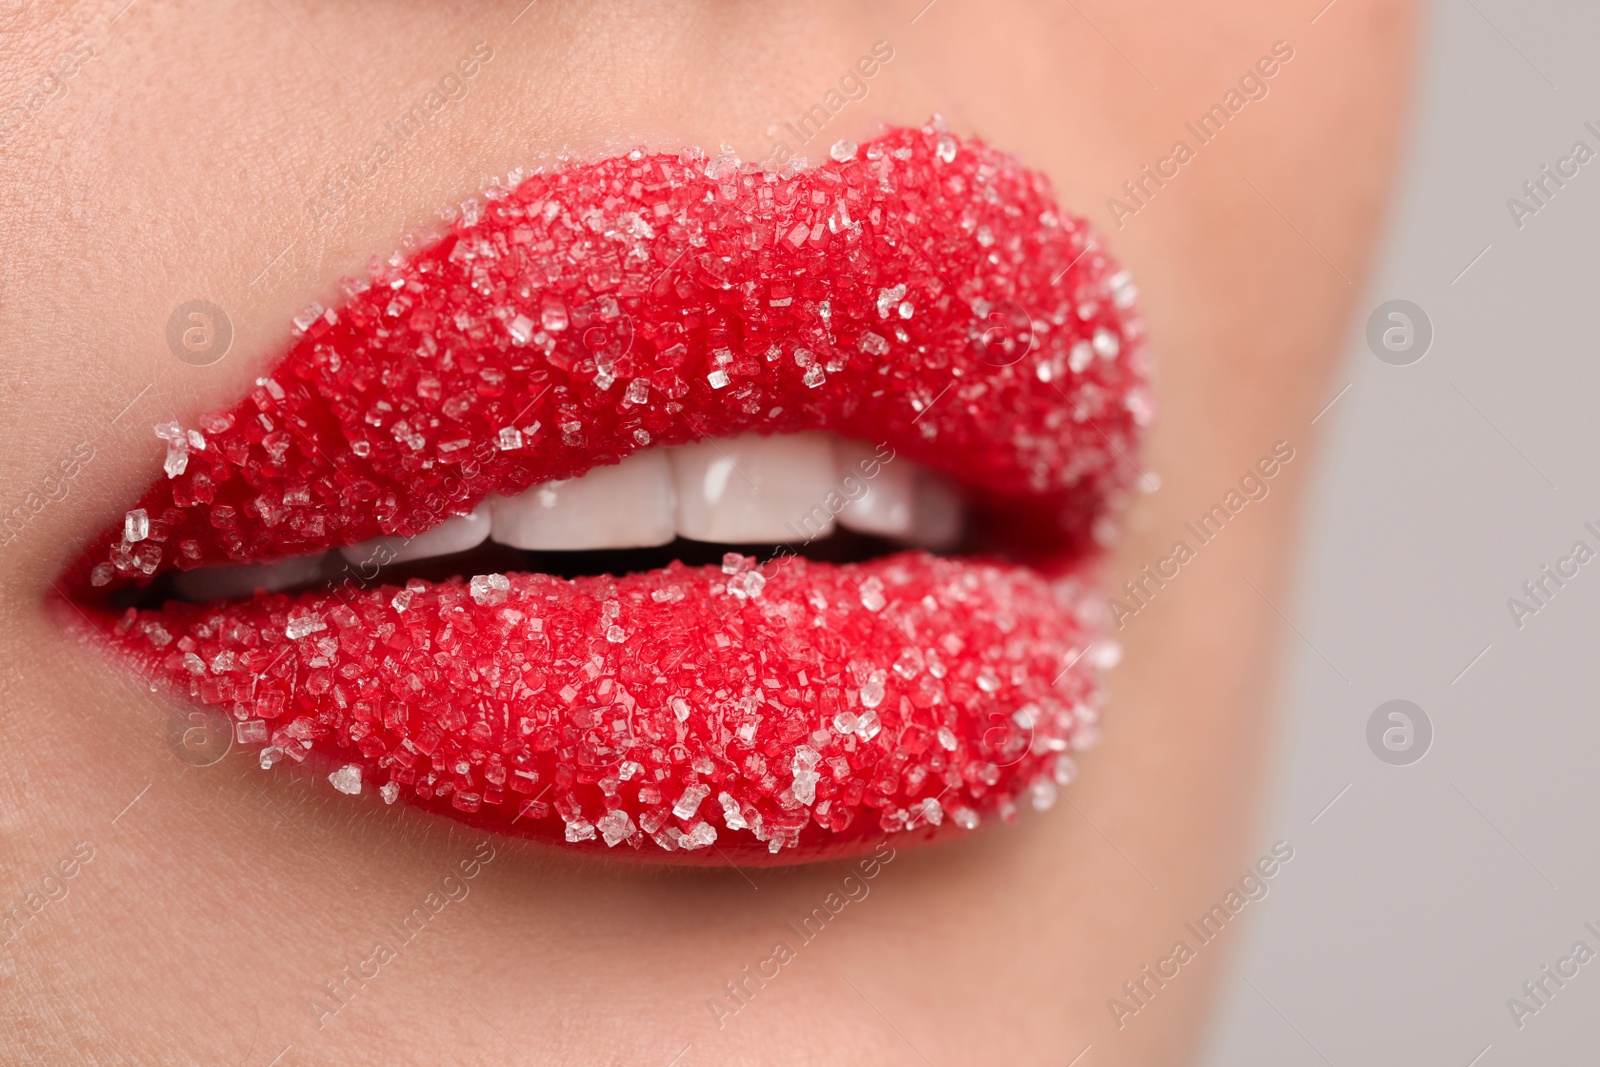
[1093,327,1121,360]
[681,822,717,850]
[470,573,510,605]
[719,792,747,830]
[508,314,534,345]
[858,670,886,710]
[154,422,189,478]
[328,764,362,795]
[285,613,326,639]
[791,745,821,806]
[597,809,636,847]
[673,783,710,820]
[124,509,149,543]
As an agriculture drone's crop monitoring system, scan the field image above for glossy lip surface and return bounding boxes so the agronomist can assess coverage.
[62,120,1150,864]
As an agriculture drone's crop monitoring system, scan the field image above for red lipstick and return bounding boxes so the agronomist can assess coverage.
[63,120,1150,863]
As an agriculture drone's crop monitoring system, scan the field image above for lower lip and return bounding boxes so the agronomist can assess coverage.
[79,546,1106,864]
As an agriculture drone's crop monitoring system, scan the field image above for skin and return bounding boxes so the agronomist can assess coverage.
[0,1,1415,1063]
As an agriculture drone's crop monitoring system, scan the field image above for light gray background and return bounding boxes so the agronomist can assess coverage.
[1198,1,1600,1063]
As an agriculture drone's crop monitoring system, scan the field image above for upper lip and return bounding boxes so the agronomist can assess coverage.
[61,119,1149,864]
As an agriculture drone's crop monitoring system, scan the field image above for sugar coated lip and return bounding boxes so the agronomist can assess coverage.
[61,119,1150,864]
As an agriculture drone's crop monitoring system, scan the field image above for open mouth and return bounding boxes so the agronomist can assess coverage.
[60,120,1150,864]
[140,431,964,602]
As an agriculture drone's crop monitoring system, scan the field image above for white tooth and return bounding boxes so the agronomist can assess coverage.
[173,554,325,601]
[670,432,838,544]
[834,440,915,539]
[911,471,964,550]
[339,501,491,566]
[490,449,676,550]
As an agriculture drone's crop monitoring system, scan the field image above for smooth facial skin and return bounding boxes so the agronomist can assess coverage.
[0,2,1414,1063]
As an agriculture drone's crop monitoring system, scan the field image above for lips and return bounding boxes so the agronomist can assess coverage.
[62,120,1150,863]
